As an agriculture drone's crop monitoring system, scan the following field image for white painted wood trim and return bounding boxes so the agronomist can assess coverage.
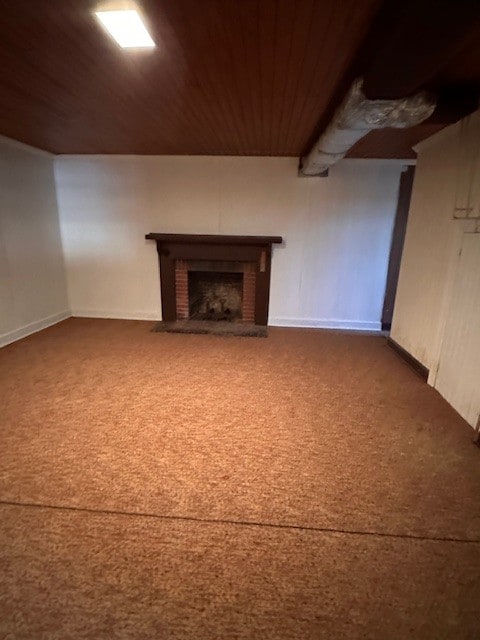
[0,310,71,348]
[55,153,415,166]
[71,309,161,321]
[72,311,380,331]
[412,120,462,154]
[269,317,381,331]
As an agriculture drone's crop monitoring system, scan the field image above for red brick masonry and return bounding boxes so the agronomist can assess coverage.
[242,263,256,323]
[175,259,256,323]
[175,260,189,320]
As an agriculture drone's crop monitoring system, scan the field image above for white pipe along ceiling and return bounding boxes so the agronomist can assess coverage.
[300,77,436,176]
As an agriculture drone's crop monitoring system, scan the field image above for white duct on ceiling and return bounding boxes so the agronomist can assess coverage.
[300,78,436,176]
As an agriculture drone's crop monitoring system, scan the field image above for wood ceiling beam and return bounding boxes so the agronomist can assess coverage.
[428,87,480,124]
[362,0,480,100]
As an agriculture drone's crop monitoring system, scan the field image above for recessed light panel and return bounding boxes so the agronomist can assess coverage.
[95,9,155,48]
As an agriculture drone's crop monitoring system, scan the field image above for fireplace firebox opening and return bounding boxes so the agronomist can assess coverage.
[188,271,243,321]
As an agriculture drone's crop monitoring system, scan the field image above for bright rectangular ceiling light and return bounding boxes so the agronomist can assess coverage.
[95,9,155,48]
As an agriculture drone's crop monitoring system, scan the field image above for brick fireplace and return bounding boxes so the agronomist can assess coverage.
[145,234,282,327]
[175,259,256,323]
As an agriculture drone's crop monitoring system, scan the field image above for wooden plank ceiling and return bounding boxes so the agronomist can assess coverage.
[0,0,478,157]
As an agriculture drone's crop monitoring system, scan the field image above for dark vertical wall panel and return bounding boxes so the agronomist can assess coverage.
[382,165,416,329]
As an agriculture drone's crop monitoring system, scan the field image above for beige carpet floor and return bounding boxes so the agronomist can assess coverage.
[0,318,479,638]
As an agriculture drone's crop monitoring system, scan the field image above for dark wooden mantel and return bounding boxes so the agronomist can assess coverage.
[146,233,283,325]
[145,233,283,246]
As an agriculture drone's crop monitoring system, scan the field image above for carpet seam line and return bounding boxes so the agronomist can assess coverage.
[1,499,479,545]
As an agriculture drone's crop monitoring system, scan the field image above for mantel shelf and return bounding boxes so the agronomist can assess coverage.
[145,233,283,246]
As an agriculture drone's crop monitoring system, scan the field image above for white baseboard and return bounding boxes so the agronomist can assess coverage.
[71,312,379,331]
[0,312,379,348]
[269,317,382,331]
[0,310,71,348]
[71,309,161,321]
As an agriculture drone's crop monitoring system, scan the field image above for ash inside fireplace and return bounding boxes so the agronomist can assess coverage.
[188,271,243,321]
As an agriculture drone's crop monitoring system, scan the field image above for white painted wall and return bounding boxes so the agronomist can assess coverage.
[55,155,403,330]
[391,110,480,428]
[0,137,69,347]
[435,233,480,428]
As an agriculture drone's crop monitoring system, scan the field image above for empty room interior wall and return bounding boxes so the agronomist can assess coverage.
[0,136,69,347]
[391,110,480,428]
[54,156,403,330]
